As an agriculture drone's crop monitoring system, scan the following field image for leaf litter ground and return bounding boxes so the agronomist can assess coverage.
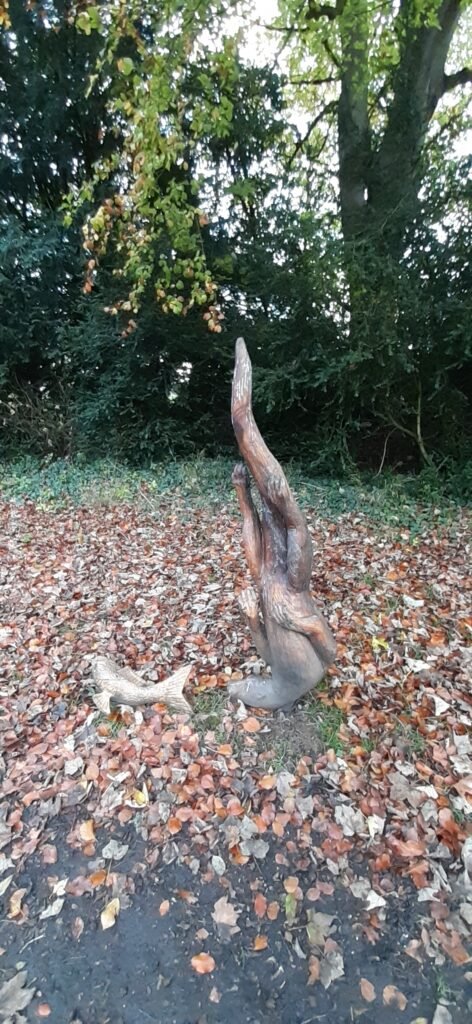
[0,485,471,1024]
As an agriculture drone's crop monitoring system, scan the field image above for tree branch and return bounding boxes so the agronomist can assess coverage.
[306,0,347,21]
[289,74,338,86]
[369,0,464,248]
[442,67,472,92]
[287,101,337,168]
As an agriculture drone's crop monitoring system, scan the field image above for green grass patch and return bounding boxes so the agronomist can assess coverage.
[192,689,229,743]
[303,699,346,754]
[1,455,468,526]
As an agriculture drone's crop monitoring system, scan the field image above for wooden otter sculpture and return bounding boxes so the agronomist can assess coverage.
[229,338,336,710]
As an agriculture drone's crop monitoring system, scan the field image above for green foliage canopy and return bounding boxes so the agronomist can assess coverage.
[0,0,471,473]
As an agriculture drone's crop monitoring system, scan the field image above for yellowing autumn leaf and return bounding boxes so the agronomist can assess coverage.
[372,636,389,652]
[101,897,120,930]
[191,952,215,974]
[128,786,149,807]
[253,935,268,951]
[79,819,95,843]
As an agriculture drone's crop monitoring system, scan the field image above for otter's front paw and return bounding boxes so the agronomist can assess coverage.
[238,586,259,621]
[232,462,249,489]
[266,471,289,505]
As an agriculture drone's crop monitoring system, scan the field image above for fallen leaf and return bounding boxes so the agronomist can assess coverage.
[71,916,84,940]
[159,900,170,916]
[39,897,64,920]
[0,854,13,875]
[102,839,128,861]
[191,952,215,974]
[383,985,407,1010]
[0,970,35,1016]
[306,911,335,948]
[64,756,84,776]
[307,955,320,985]
[405,939,423,963]
[267,901,279,920]
[437,931,470,965]
[8,888,27,919]
[211,896,240,939]
[127,787,149,807]
[79,819,95,844]
[259,775,276,789]
[242,717,261,733]
[320,950,344,989]
[211,855,226,876]
[88,870,107,887]
[334,804,367,836]
[101,897,120,930]
[360,978,376,1002]
[0,875,13,897]
[283,876,299,894]
[239,838,269,859]
[253,935,268,950]
[432,1007,453,1024]
[254,893,267,918]
[37,1003,52,1017]
[41,845,57,865]
[66,875,93,897]
[391,838,425,858]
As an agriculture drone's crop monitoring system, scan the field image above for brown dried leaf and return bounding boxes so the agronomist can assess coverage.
[71,916,84,941]
[259,775,276,789]
[8,887,27,919]
[360,978,376,1002]
[283,876,299,894]
[0,970,35,1016]
[242,717,261,733]
[211,896,240,935]
[254,893,267,919]
[191,952,215,974]
[79,819,95,844]
[307,955,320,986]
[267,901,279,921]
[383,985,407,1010]
[100,897,120,930]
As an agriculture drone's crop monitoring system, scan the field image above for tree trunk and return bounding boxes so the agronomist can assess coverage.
[337,0,463,252]
[335,0,465,433]
[229,338,336,710]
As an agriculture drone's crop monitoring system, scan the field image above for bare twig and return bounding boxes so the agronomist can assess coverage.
[375,429,395,477]
[286,100,337,168]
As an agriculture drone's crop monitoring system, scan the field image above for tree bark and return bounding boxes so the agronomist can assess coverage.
[336,0,465,252]
[229,338,336,710]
